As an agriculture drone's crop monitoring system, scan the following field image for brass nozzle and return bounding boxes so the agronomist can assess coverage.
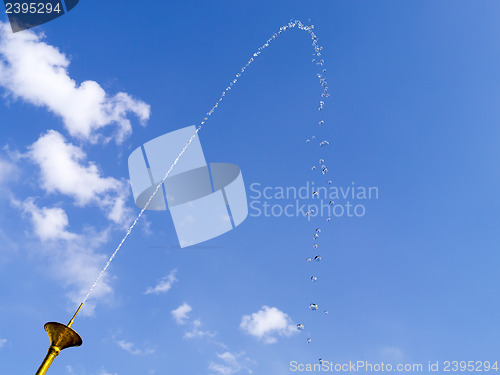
[34,322,83,375]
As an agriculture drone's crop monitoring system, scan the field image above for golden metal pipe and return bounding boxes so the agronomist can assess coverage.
[35,347,60,375]
[34,305,84,375]
[67,303,84,328]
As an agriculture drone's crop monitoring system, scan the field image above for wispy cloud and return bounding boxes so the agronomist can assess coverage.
[380,346,405,361]
[0,22,150,144]
[116,339,155,356]
[11,198,113,316]
[170,303,216,339]
[172,307,252,374]
[47,234,113,316]
[0,336,7,349]
[171,302,192,325]
[184,319,216,340]
[209,351,253,375]
[98,369,118,375]
[67,365,119,375]
[145,269,177,295]
[240,306,297,344]
[0,157,16,185]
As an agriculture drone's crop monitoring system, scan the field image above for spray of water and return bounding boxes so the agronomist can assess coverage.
[81,19,331,308]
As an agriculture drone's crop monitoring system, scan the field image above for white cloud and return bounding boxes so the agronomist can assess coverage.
[11,198,112,315]
[171,302,192,325]
[15,198,77,241]
[0,337,7,349]
[116,339,155,356]
[0,227,19,262]
[240,306,297,344]
[145,269,177,295]
[27,130,132,224]
[209,352,252,375]
[380,346,405,361]
[184,319,216,340]
[11,197,113,316]
[44,231,113,316]
[209,363,234,375]
[0,158,16,185]
[98,369,118,375]
[170,304,217,341]
[0,22,150,144]
[68,367,117,375]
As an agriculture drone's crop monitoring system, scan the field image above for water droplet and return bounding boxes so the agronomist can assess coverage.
[311,275,318,282]
[318,120,325,126]
[314,255,322,262]
[306,257,312,262]
[312,191,318,196]
[297,323,304,330]
[309,303,318,311]
[319,359,323,364]
[319,158,324,163]
[327,180,332,184]
[307,338,312,343]
[326,217,331,222]
[323,69,327,73]
[315,228,321,233]
[312,135,316,139]
[320,140,329,146]
[329,200,334,205]
[314,233,319,239]
[311,166,316,171]
[324,310,329,315]
[322,167,328,175]
[313,244,318,249]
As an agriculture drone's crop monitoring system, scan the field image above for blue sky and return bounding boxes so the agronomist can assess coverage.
[1,1,500,374]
